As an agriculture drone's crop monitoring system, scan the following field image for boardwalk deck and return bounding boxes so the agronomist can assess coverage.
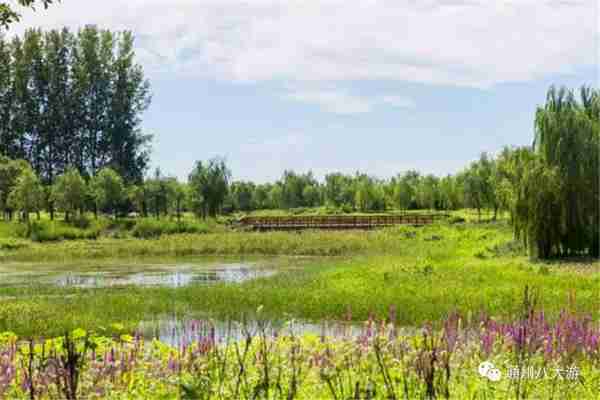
[238,214,448,231]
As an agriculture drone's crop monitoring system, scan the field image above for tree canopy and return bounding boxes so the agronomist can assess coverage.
[188,158,231,219]
[0,26,151,185]
[0,1,59,29]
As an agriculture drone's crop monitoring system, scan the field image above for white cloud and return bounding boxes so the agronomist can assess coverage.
[380,96,416,109]
[284,89,415,114]
[6,0,596,88]
[285,90,372,114]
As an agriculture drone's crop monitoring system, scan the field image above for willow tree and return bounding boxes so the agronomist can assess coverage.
[514,86,600,258]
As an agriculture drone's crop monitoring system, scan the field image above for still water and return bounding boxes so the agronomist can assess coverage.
[0,257,304,288]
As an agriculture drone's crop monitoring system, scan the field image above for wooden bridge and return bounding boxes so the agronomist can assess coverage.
[238,214,448,231]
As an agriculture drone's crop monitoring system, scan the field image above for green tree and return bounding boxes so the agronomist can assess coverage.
[391,171,420,212]
[7,166,43,221]
[438,175,462,211]
[188,158,231,219]
[105,30,152,182]
[51,167,87,221]
[513,158,563,258]
[496,146,536,228]
[230,181,255,212]
[168,179,188,221]
[128,183,149,217]
[0,27,151,184]
[0,156,30,220]
[324,173,354,208]
[416,174,440,210]
[461,153,497,221]
[280,170,317,209]
[252,184,270,210]
[267,184,283,209]
[514,86,600,258]
[302,184,321,207]
[90,168,125,218]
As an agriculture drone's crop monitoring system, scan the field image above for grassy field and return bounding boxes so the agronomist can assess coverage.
[0,219,598,338]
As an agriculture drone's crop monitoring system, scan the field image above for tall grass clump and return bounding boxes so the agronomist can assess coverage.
[15,220,104,242]
[132,218,210,238]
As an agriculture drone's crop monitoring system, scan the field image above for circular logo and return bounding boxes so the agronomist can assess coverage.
[478,361,502,381]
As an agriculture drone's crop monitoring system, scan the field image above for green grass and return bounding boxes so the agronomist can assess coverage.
[0,225,422,262]
[0,214,226,245]
[0,221,598,337]
[131,218,211,238]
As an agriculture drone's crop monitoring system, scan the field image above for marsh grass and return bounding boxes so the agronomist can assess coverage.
[0,222,598,338]
[0,226,600,334]
[0,222,506,262]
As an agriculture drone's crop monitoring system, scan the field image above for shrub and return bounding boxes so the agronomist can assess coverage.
[70,214,91,229]
[0,238,28,250]
[131,218,210,239]
[15,220,100,242]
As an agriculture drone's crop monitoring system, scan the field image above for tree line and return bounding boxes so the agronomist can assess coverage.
[0,157,232,223]
[0,26,151,190]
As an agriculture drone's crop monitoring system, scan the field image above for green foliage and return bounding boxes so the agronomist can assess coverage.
[0,156,30,216]
[188,157,231,218]
[50,167,87,221]
[90,167,125,216]
[131,218,209,238]
[0,26,151,184]
[229,181,256,212]
[460,152,499,221]
[7,166,44,220]
[503,86,600,258]
[15,219,102,242]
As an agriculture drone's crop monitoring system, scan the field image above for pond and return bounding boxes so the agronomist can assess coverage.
[138,315,371,346]
[0,257,306,288]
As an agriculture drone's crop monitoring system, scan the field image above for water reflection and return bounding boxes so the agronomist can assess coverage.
[139,315,368,347]
[54,266,276,288]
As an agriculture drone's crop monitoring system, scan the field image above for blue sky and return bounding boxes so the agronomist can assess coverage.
[9,0,598,183]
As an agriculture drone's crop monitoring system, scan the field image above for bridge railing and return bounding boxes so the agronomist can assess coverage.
[238,214,446,230]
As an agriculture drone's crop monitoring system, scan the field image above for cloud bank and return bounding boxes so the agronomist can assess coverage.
[8,0,597,111]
